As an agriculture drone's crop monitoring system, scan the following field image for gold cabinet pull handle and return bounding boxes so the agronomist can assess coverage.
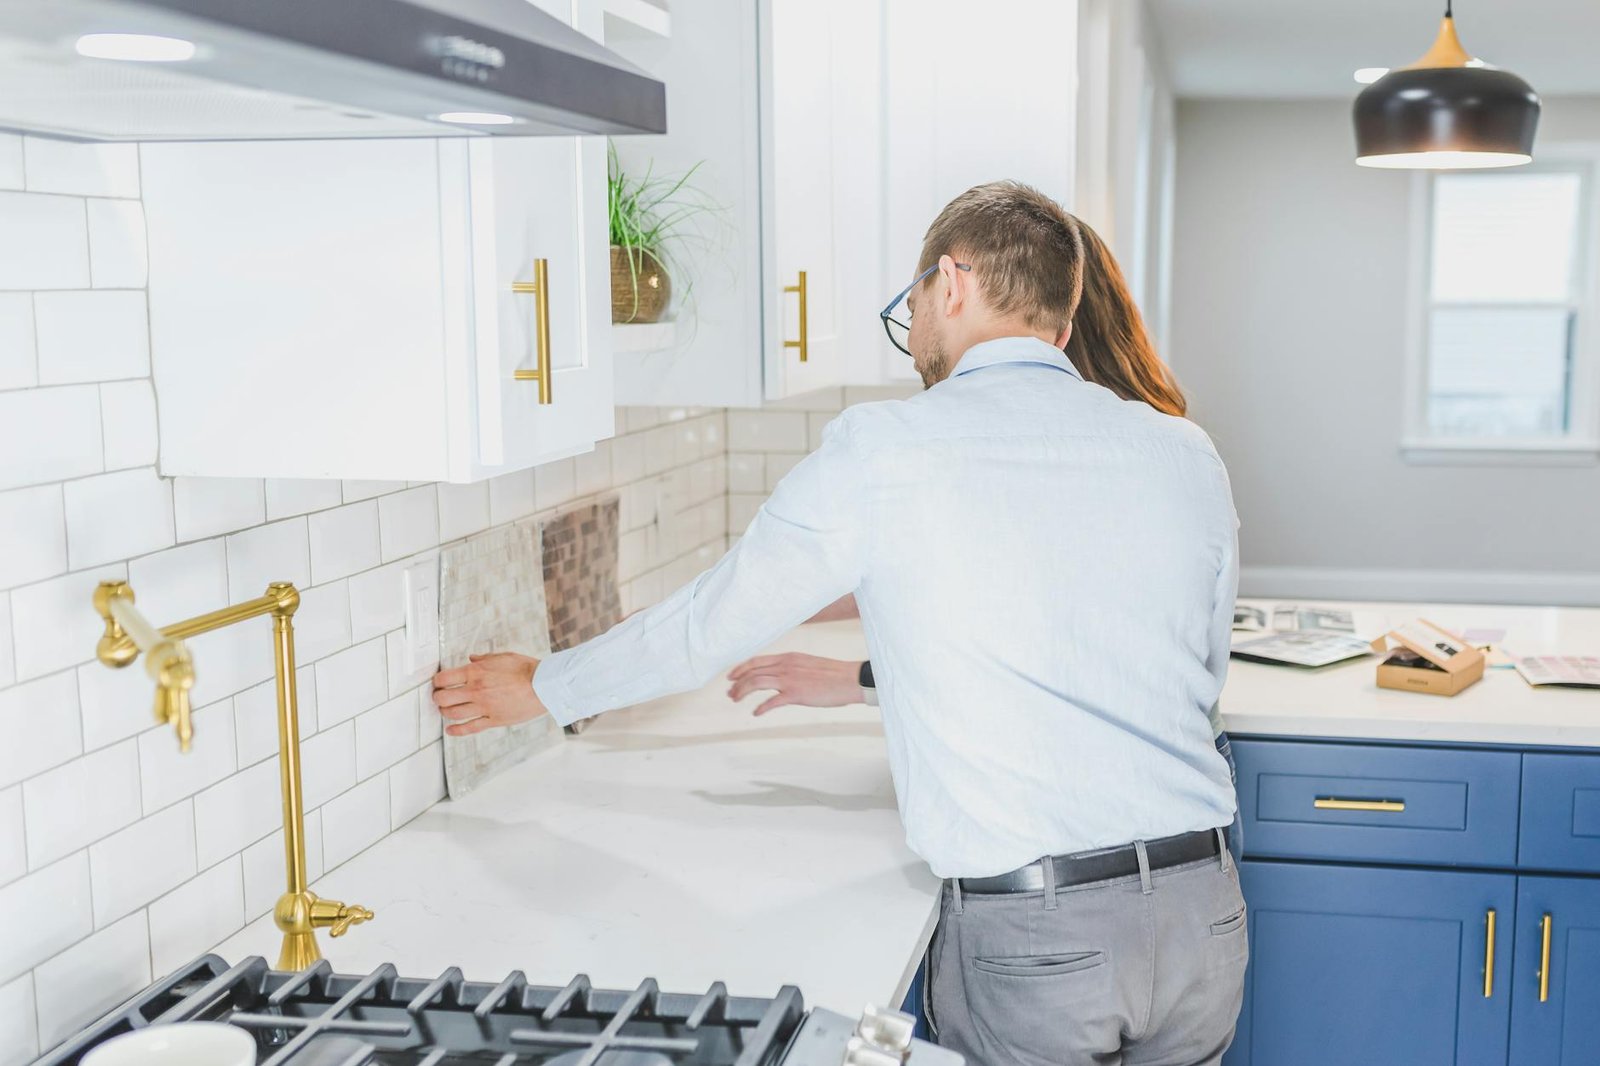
[511,258,553,405]
[783,270,808,363]
[1539,913,1553,1003]
[1313,797,1406,812]
[1483,909,1496,998]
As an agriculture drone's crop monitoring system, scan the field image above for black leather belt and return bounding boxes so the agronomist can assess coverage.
[957,828,1226,896]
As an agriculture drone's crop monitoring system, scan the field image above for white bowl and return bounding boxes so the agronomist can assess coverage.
[81,1023,255,1066]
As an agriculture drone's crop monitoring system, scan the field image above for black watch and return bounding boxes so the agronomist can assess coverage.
[858,660,875,689]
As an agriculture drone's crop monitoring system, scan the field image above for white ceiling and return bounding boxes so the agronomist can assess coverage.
[1145,0,1600,99]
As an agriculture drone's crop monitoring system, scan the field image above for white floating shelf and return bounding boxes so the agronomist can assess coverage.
[612,320,678,353]
[602,0,671,42]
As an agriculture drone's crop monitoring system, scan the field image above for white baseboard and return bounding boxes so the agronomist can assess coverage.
[1239,566,1600,608]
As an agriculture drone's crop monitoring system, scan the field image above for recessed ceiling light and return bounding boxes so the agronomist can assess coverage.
[1354,67,1389,84]
[437,111,519,126]
[75,33,196,62]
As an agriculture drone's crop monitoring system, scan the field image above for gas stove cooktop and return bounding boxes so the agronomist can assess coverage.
[33,955,959,1066]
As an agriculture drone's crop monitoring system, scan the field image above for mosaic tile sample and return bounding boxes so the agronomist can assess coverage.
[438,518,557,798]
[541,494,623,653]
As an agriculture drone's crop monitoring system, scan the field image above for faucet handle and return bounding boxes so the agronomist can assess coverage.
[308,896,375,937]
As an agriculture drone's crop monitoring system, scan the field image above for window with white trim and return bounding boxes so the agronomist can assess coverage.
[1407,158,1599,460]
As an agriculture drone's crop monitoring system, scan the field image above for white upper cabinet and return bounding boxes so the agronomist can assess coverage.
[140,3,612,483]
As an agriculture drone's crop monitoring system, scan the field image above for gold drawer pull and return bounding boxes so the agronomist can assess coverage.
[783,270,808,362]
[1539,913,1553,1003]
[1313,797,1406,812]
[511,257,553,405]
[1483,909,1496,998]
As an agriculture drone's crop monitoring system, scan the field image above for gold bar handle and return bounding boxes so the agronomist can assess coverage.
[1539,913,1553,1003]
[511,258,553,405]
[1313,797,1406,813]
[783,270,808,362]
[1483,908,1496,998]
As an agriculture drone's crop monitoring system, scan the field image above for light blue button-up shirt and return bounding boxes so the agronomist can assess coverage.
[536,336,1240,877]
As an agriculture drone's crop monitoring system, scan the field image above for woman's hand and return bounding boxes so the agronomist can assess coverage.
[431,652,548,736]
[726,653,865,716]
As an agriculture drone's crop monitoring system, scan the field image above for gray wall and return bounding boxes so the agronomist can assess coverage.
[1170,97,1600,604]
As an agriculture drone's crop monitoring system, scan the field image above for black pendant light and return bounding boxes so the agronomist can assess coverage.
[1353,1,1540,169]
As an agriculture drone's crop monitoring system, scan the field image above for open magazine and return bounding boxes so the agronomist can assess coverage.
[1230,631,1376,669]
[1514,656,1600,688]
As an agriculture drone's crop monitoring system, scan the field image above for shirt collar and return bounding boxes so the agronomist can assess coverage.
[950,335,1084,381]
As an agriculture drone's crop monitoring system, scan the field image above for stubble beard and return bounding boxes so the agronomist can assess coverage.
[916,334,950,390]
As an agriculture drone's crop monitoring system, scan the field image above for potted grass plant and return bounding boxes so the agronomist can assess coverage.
[608,144,716,325]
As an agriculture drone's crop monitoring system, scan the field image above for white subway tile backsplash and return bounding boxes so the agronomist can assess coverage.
[0,293,35,390]
[342,480,405,503]
[22,739,139,869]
[0,485,66,590]
[618,527,651,583]
[315,638,387,729]
[265,478,342,521]
[242,810,321,921]
[728,494,765,536]
[148,856,244,976]
[98,379,157,470]
[193,758,279,869]
[295,579,351,665]
[726,454,763,494]
[0,134,21,189]
[0,192,89,290]
[807,412,831,451]
[34,290,149,387]
[321,775,389,870]
[0,385,101,491]
[23,138,139,198]
[63,467,173,569]
[391,743,444,828]
[0,787,22,886]
[127,539,227,624]
[76,658,150,752]
[574,441,610,498]
[32,912,149,1049]
[417,685,442,746]
[643,426,676,475]
[436,480,490,543]
[173,477,265,541]
[487,469,536,525]
[233,665,316,768]
[610,433,646,484]
[0,595,11,688]
[348,561,404,644]
[0,974,37,1066]
[88,801,195,927]
[309,501,380,584]
[225,517,310,599]
[8,563,122,682]
[0,854,92,984]
[378,486,438,563]
[728,410,807,452]
[301,722,355,812]
[764,453,803,491]
[137,701,235,813]
[85,198,148,289]
[533,458,576,512]
[0,672,80,788]
[355,693,417,780]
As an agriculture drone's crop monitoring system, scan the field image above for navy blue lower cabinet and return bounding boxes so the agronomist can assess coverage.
[1508,876,1600,1065]
[1225,860,1516,1066]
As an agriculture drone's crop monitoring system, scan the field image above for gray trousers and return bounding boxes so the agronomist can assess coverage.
[926,838,1247,1066]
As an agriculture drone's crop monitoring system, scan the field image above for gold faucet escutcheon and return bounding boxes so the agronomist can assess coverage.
[94,579,374,970]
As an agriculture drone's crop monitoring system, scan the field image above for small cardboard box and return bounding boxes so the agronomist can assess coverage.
[1376,619,1485,697]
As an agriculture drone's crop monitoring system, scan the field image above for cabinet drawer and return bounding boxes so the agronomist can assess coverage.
[1519,752,1600,873]
[1233,739,1521,868]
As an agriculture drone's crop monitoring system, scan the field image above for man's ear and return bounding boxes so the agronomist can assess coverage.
[939,254,967,317]
[1055,321,1073,349]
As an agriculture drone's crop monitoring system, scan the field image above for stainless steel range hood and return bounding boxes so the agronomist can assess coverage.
[0,0,667,141]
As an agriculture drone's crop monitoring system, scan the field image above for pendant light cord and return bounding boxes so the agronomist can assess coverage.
[1445,0,1453,16]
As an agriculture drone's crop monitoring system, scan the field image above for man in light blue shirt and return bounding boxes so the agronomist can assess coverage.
[434,181,1246,1065]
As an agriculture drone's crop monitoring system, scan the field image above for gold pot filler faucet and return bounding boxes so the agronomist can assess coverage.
[93,579,373,971]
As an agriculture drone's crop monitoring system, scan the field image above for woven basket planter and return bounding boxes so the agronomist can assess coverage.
[610,246,672,324]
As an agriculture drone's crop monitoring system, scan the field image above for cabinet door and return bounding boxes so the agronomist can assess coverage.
[1226,860,1514,1066]
[762,0,845,399]
[1509,876,1600,1065]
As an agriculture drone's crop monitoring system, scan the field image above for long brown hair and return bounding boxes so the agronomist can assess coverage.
[1066,220,1187,417]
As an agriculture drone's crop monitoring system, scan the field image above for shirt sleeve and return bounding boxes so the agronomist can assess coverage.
[532,414,872,726]
[1205,483,1242,713]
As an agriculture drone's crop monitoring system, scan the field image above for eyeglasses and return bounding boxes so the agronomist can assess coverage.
[879,261,972,356]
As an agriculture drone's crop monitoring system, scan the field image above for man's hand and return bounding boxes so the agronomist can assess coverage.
[431,652,548,737]
[726,653,865,716]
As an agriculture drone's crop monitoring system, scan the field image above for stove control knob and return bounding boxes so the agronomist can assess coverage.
[847,1004,916,1063]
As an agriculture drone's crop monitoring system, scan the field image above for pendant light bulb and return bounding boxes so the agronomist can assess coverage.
[1353,3,1539,170]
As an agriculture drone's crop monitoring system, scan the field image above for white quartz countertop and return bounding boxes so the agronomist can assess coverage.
[215,622,942,1017]
[1222,599,1600,747]
[213,599,1599,1013]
